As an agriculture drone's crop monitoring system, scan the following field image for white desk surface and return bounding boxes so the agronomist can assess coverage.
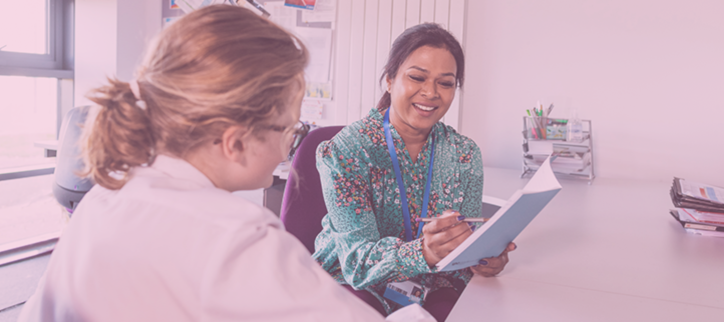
[33,140,58,150]
[272,161,291,180]
[447,167,724,322]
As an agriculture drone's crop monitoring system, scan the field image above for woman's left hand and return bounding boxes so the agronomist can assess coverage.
[470,242,516,277]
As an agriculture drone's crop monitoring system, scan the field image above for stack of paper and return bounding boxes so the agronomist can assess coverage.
[525,152,591,174]
[669,178,724,237]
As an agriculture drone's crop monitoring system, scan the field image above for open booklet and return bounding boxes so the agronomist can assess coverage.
[436,157,562,272]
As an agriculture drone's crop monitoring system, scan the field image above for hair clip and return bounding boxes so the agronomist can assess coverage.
[129,79,142,100]
[136,100,147,110]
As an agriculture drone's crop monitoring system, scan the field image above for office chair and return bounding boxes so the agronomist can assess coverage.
[53,106,95,214]
[279,126,343,254]
[278,125,387,315]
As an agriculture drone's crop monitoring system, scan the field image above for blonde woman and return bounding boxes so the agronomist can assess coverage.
[18,6,421,322]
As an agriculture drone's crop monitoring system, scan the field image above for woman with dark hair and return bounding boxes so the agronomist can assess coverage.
[313,23,516,321]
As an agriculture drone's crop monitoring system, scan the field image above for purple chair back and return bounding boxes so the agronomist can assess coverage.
[280,126,344,254]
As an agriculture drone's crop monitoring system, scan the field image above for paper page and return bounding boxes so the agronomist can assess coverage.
[436,156,562,272]
[305,82,331,99]
[175,0,226,13]
[684,228,724,238]
[523,157,562,193]
[679,179,724,204]
[301,99,324,120]
[526,141,553,155]
[265,1,297,32]
[677,208,724,225]
[285,0,316,10]
[302,0,336,24]
[294,27,333,83]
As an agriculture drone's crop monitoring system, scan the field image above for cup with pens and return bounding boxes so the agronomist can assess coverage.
[525,103,554,140]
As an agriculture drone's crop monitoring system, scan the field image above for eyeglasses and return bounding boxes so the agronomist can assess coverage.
[212,122,310,159]
[264,121,310,160]
[289,122,310,160]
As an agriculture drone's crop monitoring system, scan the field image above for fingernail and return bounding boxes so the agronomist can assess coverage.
[457,215,466,221]
[479,259,488,265]
[415,218,422,222]
[513,244,518,250]
[470,225,476,232]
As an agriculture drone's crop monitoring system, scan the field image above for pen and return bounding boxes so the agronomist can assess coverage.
[526,109,531,116]
[415,217,490,223]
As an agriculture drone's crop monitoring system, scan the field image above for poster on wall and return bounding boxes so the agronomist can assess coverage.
[301,0,335,25]
[305,82,331,100]
[163,0,185,28]
[163,17,181,29]
[284,0,316,10]
[301,99,324,121]
[175,0,226,13]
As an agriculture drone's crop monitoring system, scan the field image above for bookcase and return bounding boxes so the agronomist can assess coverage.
[521,117,595,183]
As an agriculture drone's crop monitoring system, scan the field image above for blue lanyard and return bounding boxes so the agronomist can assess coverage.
[383,107,435,242]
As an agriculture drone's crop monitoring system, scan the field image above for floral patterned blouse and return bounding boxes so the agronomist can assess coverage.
[312,107,484,314]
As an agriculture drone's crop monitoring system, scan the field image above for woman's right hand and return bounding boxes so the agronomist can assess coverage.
[421,210,473,266]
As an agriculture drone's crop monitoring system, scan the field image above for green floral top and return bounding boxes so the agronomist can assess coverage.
[312,108,484,314]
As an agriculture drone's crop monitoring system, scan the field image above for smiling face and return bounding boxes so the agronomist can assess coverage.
[386,45,458,136]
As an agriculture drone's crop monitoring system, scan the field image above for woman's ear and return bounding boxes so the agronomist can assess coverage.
[219,126,249,164]
[386,75,393,93]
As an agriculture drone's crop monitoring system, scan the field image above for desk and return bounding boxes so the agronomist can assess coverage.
[273,161,291,180]
[262,161,292,216]
[33,140,58,158]
[447,167,724,321]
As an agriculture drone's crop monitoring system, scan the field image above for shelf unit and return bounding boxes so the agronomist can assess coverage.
[521,117,595,183]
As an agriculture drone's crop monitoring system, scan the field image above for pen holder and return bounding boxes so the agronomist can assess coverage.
[525,116,547,140]
[545,119,568,140]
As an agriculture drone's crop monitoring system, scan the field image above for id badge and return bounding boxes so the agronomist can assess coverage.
[383,280,428,307]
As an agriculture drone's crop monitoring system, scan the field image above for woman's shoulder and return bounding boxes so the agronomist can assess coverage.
[318,109,385,160]
[115,167,282,233]
[340,109,385,145]
[434,122,481,156]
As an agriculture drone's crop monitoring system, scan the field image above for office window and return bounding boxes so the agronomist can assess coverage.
[0,0,71,171]
[0,0,48,55]
[0,0,73,170]
[0,76,58,170]
[0,0,73,258]
[0,0,73,78]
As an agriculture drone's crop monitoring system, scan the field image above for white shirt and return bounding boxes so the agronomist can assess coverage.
[18,155,394,322]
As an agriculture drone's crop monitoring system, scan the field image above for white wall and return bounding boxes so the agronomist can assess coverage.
[74,0,162,107]
[461,0,724,184]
